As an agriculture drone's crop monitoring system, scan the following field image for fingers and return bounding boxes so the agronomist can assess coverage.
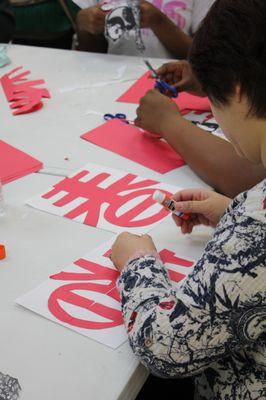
[173,199,208,215]
[156,62,179,76]
[172,189,204,202]
[134,117,142,127]
[172,214,197,234]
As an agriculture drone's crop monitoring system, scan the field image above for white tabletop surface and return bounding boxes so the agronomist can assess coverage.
[0,45,210,400]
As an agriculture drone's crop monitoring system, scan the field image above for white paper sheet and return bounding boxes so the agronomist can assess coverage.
[16,220,206,349]
[26,162,180,234]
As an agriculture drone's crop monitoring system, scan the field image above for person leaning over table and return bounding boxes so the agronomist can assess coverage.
[135,60,266,199]
[0,0,15,43]
[76,0,215,58]
[110,1,266,399]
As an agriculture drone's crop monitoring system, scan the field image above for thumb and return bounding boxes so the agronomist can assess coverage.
[173,199,208,215]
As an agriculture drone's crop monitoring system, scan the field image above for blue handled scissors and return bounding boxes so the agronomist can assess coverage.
[144,60,178,98]
[103,113,129,124]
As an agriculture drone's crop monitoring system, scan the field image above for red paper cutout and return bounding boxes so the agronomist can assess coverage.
[48,246,194,331]
[0,140,43,184]
[42,169,170,228]
[81,119,185,174]
[117,71,211,112]
[49,258,122,330]
[0,66,51,115]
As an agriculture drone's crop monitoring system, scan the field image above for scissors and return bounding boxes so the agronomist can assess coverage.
[144,60,178,98]
[103,113,129,124]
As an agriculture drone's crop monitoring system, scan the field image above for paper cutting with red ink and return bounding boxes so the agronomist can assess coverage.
[117,71,211,111]
[81,119,185,174]
[26,162,180,234]
[0,140,43,184]
[0,66,51,115]
[16,236,195,349]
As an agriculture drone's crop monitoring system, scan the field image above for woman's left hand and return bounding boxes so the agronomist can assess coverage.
[111,232,157,272]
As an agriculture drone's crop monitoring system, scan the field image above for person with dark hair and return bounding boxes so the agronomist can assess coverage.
[110,1,266,399]
[0,0,15,43]
[134,60,265,199]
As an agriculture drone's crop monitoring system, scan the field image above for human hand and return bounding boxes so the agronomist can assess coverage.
[140,1,163,29]
[155,60,205,97]
[111,232,157,272]
[135,89,180,135]
[76,6,106,35]
[171,189,232,234]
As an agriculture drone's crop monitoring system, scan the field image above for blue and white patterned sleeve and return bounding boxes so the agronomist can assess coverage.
[117,183,266,379]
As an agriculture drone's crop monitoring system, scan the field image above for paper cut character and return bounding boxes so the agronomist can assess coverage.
[48,247,194,331]
[49,258,122,330]
[39,166,172,232]
[105,0,145,52]
[0,66,51,115]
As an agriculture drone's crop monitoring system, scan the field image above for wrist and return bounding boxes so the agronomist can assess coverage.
[118,251,160,274]
[159,111,184,137]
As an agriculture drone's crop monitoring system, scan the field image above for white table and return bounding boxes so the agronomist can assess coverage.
[0,45,210,400]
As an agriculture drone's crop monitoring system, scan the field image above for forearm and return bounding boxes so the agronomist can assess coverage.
[151,13,192,59]
[118,255,204,378]
[161,115,265,197]
[76,6,108,52]
[118,254,233,378]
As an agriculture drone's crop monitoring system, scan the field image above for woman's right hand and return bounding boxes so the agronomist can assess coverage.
[155,61,206,97]
[172,189,232,234]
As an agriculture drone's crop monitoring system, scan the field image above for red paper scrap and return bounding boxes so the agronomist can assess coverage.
[81,119,185,174]
[117,71,211,112]
[0,66,51,115]
[0,140,43,184]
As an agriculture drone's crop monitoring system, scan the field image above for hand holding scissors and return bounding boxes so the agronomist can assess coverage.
[144,60,179,98]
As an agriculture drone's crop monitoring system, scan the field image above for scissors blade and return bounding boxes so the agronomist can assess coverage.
[144,60,159,79]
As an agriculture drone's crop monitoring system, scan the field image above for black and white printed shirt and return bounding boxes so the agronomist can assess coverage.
[118,179,266,400]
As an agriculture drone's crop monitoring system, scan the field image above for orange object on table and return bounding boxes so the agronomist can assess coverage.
[0,244,6,260]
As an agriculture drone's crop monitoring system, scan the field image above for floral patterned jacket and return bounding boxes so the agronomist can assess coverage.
[118,180,266,400]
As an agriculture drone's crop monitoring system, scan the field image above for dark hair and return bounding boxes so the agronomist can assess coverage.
[189,0,266,118]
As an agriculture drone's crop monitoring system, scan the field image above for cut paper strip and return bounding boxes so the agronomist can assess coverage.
[26,162,180,234]
[0,66,51,115]
[81,119,185,174]
[0,140,43,184]
[117,71,211,111]
[16,237,195,349]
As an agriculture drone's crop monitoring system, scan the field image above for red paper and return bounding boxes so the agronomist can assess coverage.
[117,71,211,111]
[48,246,194,331]
[41,166,171,230]
[81,119,185,173]
[16,237,196,348]
[0,140,43,184]
[49,258,122,330]
[0,66,51,115]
